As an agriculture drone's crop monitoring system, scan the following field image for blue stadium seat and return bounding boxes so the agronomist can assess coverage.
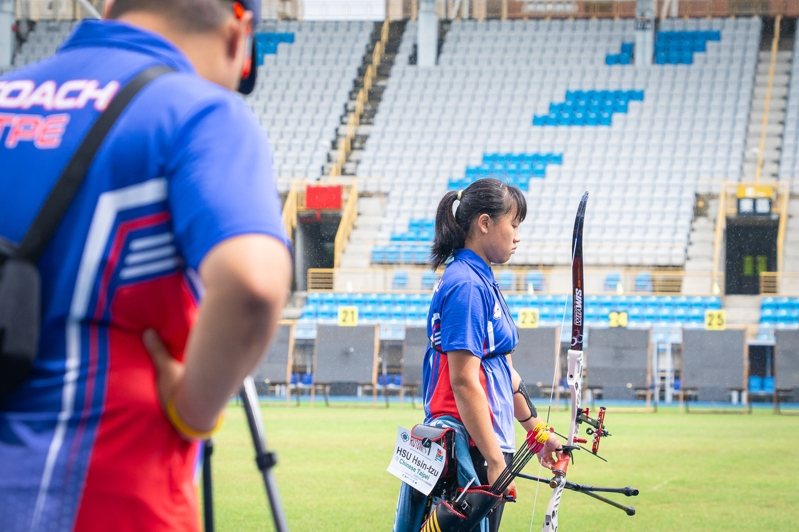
[411,292,430,305]
[497,271,515,291]
[449,152,563,191]
[350,293,367,305]
[672,296,690,309]
[626,295,644,308]
[392,270,409,290]
[317,304,336,320]
[301,303,318,319]
[254,32,295,64]
[421,271,438,290]
[389,304,406,322]
[604,272,621,292]
[686,307,705,323]
[774,309,791,324]
[634,272,653,293]
[641,307,658,323]
[306,292,322,304]
[593,295,611,306]
[360,304,377,321]
[319,292,336,303]
[652,30,719,65]
[371,249,387,264]
[672,307,688,323]
[336,293,354,306]
[525,271,544,292]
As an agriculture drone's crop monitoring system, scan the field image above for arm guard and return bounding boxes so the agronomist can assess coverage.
[514,381,538,423]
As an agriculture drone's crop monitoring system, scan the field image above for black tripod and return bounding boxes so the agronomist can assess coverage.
[202,376,288,531]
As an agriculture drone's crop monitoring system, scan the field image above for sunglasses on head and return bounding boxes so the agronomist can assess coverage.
[230,1,252,80]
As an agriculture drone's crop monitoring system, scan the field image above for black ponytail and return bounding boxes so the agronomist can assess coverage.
[431,190,466,270]
[430,178,527,270]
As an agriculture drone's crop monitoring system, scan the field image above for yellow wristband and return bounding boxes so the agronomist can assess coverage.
[165,396,223,441]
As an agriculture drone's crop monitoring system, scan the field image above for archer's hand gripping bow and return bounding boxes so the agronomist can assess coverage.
[519,193,639,531]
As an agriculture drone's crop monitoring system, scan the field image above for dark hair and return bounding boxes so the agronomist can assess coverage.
[108,0,231,33]
[430,178,527,270]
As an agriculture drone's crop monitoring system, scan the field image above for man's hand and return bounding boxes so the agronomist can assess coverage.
[143,329,183,414]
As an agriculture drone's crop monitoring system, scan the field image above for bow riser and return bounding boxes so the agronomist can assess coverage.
[550,349,584,479]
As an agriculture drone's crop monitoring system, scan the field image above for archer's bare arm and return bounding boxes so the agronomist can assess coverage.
[507,356,562,467]
[448,350,509,488]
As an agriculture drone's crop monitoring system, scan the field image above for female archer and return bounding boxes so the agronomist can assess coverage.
[394,178,562,531]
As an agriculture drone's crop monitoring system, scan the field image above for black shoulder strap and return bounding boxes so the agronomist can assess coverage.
[16,64,173,261]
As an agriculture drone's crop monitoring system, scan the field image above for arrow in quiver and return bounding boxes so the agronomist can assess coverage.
[420,486,503,532]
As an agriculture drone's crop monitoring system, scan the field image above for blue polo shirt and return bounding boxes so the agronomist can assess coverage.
[0,20,288,531]
[422,249,519,453]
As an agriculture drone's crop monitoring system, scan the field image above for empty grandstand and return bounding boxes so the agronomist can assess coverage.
[249,20,374,190]
[359,16,759,270]
[3,0,798,412]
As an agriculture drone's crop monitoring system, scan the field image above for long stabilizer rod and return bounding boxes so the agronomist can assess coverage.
[516,472,638,516]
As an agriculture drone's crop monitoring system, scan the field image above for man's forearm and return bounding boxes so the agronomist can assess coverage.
[174,285,284,430]
[172,235,291,431]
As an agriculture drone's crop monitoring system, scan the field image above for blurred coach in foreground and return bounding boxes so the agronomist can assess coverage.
[0,1,291,530]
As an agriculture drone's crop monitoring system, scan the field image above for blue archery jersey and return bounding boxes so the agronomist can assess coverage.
[422,249,519,453]
[0,20,288,531]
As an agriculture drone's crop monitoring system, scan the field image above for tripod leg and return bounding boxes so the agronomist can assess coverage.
[240,376,289,532]
[202,439,215,532]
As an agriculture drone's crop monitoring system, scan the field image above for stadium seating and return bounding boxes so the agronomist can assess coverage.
[300,291,722,328]
[449,152,564,190]
[7,20,371,195]
[759,296,799,327]
[254,31,295,61]
[780,32,799,187]
[525,270,545,292]
[10,21,76,66]
[247,20,374,190]
[357,17,759,269]
[6,12,778,409]
[635,272,654,292]
[606,30,722,65]
[532,89,644,126]
[9,17,761,271]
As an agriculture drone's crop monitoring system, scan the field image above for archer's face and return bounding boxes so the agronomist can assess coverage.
[484,208,521,265]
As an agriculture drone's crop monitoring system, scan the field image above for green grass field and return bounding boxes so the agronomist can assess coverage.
[206,400,799,531]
